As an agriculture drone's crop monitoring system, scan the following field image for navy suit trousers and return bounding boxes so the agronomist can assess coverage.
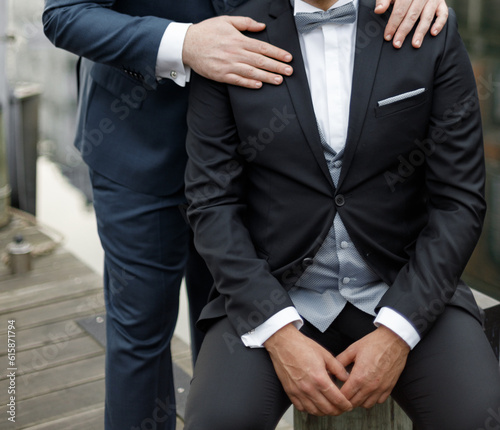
[90,169,211,430]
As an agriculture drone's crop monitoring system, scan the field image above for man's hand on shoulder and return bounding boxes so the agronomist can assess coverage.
[264,323,353,416]
[183,16,293,89]
[377,0,449,49]
[336,325,410,409]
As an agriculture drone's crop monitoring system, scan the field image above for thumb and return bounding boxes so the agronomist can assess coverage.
[336,345,356,369]
[324,352,350,383]
[227,16,266,32]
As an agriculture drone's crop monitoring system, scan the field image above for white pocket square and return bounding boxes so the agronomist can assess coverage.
[377,88,426,107]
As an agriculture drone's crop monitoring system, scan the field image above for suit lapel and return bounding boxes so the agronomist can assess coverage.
[337,0,386,189]
[212,0,249,15]
[266,0,336,190]
[211,0,224,15]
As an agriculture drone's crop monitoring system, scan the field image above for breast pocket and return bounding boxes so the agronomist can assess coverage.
[375,88,428,118]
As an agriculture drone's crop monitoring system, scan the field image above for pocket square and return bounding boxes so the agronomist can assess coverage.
[377,88,426,107]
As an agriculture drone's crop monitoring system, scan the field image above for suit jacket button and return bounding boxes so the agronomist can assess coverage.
[302,257,314,268]
[335,194,345,207]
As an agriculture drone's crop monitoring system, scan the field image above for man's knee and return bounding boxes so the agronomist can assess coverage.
[412,388,500,430]
[468,391,500,430]
[184,407,271,430]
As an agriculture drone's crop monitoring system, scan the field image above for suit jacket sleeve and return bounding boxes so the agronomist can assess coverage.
[43,0,170,78]
[376,11,486,337]
[185,74,295,337]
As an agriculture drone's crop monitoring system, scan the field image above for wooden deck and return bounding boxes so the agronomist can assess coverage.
[0,211,191,429]
[0,210,294,430]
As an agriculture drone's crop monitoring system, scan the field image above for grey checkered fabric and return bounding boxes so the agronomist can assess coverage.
[294,1,356,34]
[288,126,389,332]
[377,88,426,107]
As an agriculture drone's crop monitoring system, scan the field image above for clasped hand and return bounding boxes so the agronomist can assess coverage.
[264,324,410,415]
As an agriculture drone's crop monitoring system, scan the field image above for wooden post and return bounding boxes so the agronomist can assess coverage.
[294,397,413,430]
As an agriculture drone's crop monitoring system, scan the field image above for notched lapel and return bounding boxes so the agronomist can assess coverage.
[337,0,387,189]
[266,0,336,191]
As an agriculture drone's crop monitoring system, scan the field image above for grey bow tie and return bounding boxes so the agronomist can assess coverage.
[294,2,357,34]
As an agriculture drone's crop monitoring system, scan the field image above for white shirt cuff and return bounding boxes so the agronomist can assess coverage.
[241,307,304,348]
[374,307,421,349]
[156,22,192,86]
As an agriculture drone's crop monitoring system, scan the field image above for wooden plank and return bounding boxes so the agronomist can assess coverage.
[0,355,105,403]
[0,273,102,313]
[0,293,106,335]
[0,263,94,294]
[16,251,80,271]
[0,320,85,352]
[0,225,52,249]
[0,336,104,384]
[0,253,76,283]
[0,251,78,279]
[294,398,413,430]
[0,247,79,274]
[14,379,105,428]
[23,406,105,430]
[19,409,183,430]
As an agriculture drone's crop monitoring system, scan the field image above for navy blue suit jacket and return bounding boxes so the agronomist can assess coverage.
[43,0,222,196]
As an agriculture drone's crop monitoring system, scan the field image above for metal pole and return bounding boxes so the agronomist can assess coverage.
[0,0,11,227]
[0,0,9,140]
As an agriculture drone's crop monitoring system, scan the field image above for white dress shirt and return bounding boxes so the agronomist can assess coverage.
[156,22,192,86]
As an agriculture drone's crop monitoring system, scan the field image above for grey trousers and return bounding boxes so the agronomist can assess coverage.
[185,303,500,430]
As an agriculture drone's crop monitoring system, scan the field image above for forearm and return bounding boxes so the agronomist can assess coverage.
[43,1,169,76]
[185,74,294,335]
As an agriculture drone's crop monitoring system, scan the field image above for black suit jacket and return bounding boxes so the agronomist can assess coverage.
[185,0,485,339]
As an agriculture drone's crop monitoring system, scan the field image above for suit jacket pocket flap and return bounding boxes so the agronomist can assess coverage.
[90,63,145,109]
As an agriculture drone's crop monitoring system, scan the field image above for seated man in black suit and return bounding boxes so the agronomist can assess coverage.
[183,0,500,428]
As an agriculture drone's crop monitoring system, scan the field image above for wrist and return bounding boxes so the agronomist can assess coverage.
[264,323,300,351]
[181,23,196,68]
[377,325,410,353]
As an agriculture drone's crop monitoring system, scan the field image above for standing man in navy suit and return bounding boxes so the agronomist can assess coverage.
[42,0,450,428]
